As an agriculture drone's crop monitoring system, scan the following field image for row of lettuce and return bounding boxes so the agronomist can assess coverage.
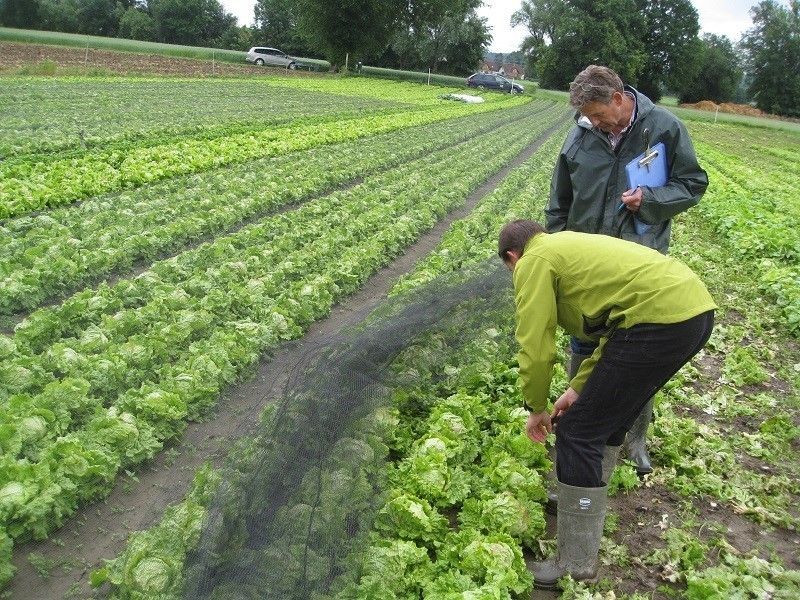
[686,121,800,336]
[88,115,800,599]
[0,103,569,587]
[0,78,405,158]
[0,100,561,316]
[0,81,527,219]
[0,76,491,159]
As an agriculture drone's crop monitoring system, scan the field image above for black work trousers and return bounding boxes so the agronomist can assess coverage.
[556,310,715,487]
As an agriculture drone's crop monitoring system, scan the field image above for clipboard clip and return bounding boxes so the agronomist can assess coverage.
[638,128,658,171]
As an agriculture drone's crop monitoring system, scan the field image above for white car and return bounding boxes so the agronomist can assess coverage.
[246,47,298,69]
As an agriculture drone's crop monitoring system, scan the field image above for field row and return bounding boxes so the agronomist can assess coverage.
[687,121,800,335]
[0,105,567,583]
[0,100,562,316]
[0,78,406,158]
[0,77,493,159]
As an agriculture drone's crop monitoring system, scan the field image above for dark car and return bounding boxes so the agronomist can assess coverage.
[466,73,524,94]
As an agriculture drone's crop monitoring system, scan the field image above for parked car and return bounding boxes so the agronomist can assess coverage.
[246,47,298,69]
[466,73,524,94]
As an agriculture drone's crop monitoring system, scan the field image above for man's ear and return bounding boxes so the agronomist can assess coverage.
[505,249,521,266]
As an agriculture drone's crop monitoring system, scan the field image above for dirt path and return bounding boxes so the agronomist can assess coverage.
[6,115,570,600]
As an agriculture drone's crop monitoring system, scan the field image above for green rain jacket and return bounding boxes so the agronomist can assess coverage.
[546,87,708,253]
[513,231,717,413]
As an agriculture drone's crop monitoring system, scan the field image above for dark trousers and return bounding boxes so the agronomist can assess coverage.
[556,310,715,487]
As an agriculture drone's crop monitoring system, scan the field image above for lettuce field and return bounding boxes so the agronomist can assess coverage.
[1,75,799,599]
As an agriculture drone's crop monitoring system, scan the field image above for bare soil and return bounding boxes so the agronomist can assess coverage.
[679,99,800,124]
[603,483,800,598]
[5,116,571,600]
[0,41,316,77]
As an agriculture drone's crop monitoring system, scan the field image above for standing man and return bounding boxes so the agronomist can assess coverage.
[546,65,708,476]
[498,220,715,588]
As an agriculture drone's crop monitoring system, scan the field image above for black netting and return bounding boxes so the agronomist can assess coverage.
[182,261,514,599]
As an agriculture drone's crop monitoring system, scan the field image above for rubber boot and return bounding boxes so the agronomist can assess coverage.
[624,398,654,476]
[531,481,608,589]
[601,445,621,484]
[546,444,618,514]
[545,351,592,514]
[545,444,558,514]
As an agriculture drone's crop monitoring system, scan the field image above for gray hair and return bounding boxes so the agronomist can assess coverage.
[569,65,624,109]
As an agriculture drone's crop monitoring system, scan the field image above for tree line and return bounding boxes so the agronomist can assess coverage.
[0,0,493,75]
[513,0,799,117]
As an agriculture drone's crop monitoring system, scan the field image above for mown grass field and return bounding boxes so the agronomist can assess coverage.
[0,72,798,599]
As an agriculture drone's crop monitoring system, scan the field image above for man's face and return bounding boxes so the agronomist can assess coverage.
[581,91,625,133]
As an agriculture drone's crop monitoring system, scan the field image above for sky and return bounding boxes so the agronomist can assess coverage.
[218,0,789,53]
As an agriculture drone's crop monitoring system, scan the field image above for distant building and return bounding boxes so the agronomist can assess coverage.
[478,60,525,80]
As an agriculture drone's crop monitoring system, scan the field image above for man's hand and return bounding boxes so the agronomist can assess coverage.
[621,187,643,212]
[525,410,552,443]
[551,387,579,420]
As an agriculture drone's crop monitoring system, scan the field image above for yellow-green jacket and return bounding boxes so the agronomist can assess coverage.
[513,231,716,413]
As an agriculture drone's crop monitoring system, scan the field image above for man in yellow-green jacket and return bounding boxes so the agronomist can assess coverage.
[498,220,715,590]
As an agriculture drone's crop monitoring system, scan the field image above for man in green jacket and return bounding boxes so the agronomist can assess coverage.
[498,220,715,589]
[546,65,708,476]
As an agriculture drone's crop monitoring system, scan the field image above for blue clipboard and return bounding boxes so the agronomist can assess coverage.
[620,141,667,234]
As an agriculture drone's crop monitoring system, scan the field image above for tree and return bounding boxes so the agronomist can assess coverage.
[36,0,81,33]
[0,0,40,27]
[511,0,559,80]
[253,0,314,55]
[151,0,236,46]
[634,0,699,102]
[296,0,404,69]
[411,0,489,73]
[75,0,119,36]
[671,34,742,103]
[118,6,156,40]
[375,0,488,74]
[512,0,646,90]
[741,0,800,117]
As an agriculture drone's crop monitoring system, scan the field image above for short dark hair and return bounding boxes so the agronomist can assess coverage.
[498,220,545,260]
[569,65,624,109]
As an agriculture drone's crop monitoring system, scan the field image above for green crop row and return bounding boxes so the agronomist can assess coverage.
[0,78,402,158]
[392,119,571,295]
[0,95,526,219]
[0,108,555,585]
[688,121,800,335]
[0,100,560,315]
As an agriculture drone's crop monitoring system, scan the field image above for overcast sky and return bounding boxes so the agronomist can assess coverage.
[218,0,789,53]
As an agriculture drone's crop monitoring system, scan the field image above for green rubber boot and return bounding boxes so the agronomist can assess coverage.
[624,398,654,475]
[531,482,608,590]
[547,444,619,514]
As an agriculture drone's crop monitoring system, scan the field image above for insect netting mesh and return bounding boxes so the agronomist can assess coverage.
[181,259,538,599]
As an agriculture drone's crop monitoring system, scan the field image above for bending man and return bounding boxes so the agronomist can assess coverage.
[547,65,708,475]
[498,220,715,589]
